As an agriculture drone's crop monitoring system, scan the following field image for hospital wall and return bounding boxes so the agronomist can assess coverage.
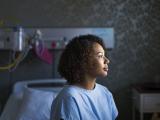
[0,0,160,120]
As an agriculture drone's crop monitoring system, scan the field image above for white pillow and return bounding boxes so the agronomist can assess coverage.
[16,87,57,120]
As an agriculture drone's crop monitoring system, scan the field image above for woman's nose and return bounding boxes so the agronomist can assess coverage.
[104,57,110,64]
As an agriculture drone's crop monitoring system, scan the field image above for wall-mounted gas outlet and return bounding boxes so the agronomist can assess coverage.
[0,27,25,51]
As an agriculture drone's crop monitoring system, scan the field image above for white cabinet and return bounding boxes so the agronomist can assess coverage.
[0,102,1,115]
[132,87,160,120]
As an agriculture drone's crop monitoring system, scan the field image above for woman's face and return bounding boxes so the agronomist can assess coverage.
[86,43,109,78]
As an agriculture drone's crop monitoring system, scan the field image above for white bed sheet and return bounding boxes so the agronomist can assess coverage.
[0,93,21,120]
[0,79,66,120]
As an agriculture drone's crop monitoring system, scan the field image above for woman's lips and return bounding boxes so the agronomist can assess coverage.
[103,68,108,71]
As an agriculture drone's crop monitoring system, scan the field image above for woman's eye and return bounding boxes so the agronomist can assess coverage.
[98,55,104,58]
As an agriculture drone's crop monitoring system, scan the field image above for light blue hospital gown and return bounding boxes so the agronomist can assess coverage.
[50,83,118,120]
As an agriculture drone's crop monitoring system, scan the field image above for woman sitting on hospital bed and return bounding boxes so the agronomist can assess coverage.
[50,34,118,120]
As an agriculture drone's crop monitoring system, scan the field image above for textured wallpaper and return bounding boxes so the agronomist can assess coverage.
[0,0,160,119]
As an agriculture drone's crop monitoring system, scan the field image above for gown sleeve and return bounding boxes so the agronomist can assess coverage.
[51,96,81,120]
[110,93,118,120]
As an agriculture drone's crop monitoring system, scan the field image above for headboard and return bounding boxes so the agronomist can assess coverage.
[13,78,67,97]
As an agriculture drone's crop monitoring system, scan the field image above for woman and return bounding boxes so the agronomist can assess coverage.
[50,34,118,120]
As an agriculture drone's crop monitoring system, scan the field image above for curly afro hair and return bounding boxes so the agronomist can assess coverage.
[58,34,106,84]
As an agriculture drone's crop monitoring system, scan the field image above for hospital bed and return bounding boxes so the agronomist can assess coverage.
[0,79,66,120]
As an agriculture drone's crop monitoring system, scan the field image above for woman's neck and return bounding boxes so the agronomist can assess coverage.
[76,76,96,90]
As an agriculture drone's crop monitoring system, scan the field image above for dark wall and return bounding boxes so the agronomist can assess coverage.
[0,0,160,120]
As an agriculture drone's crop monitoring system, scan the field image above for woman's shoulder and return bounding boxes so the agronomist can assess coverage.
[58,85,81,98]
[96,83,112,96]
